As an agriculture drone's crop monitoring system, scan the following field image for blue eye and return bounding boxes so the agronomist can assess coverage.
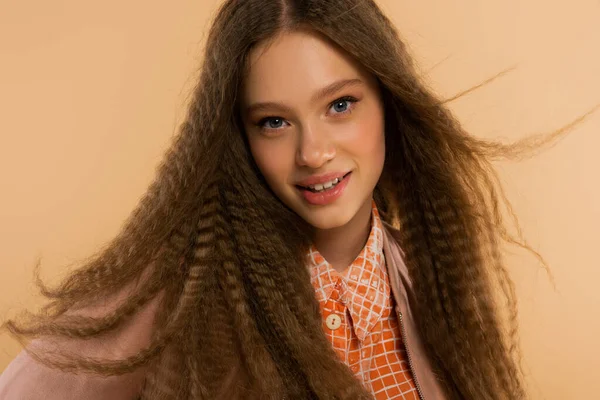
[332,100,349,113]
[329,96,357,114]
[258,117,287,131]
[256,117,286,132]
[255,96,358,133]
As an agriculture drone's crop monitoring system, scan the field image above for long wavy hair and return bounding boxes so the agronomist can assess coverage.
[4,0,593,399]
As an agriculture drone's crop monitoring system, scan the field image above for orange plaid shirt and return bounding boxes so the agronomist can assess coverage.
[308,203,419,399]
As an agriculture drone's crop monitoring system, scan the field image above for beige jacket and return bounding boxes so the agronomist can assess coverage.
[0,224,447,399]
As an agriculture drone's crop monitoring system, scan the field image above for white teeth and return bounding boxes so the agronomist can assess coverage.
[308,177,342,192]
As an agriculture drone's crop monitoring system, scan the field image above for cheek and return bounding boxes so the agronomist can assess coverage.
[344,113,386,169]
[248,137,293,188]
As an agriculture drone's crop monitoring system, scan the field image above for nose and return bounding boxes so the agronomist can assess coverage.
[295,124,336,169]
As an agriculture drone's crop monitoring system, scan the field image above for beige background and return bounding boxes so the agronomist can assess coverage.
[1,1,598,398]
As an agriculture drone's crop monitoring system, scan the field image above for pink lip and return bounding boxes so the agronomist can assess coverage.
[295,171,350,187]
[297,172,352,206]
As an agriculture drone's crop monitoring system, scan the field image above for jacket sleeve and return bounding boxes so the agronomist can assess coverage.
[0,349,146,400]
[0,285,163,400]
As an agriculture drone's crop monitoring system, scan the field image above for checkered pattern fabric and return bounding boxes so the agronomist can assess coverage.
[308,202,419,399]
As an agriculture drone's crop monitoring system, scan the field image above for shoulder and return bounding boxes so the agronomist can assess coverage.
[381,221,413,290]
[381,221,406,258]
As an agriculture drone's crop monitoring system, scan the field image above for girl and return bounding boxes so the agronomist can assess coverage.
[2,0,573,398]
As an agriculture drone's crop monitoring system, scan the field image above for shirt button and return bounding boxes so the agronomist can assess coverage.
[325,313,342,330]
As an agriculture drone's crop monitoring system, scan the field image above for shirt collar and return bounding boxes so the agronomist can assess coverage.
[307,201,389,341]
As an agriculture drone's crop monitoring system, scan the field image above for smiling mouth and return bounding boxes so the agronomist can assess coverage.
[296,172,351,193]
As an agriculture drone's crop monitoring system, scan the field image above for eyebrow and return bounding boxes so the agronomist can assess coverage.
[244,78,364,116]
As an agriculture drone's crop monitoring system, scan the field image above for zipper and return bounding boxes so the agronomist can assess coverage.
[398,311,425,400]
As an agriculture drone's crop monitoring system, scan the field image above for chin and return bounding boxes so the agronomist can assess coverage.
[300,207,356,231]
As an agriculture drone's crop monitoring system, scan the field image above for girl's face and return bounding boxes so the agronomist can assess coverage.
[240,30,386,230]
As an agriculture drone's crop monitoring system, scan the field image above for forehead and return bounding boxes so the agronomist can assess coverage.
[242,30,369,103]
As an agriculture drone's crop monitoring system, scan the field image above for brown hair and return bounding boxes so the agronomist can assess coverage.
[4,0,595,398]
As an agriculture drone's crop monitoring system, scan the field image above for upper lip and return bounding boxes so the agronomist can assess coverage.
[295,171,350,187]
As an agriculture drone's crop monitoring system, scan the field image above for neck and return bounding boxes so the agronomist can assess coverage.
[312,198,373,273]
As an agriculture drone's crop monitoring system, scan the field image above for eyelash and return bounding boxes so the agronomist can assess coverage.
[256,95,359,132]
